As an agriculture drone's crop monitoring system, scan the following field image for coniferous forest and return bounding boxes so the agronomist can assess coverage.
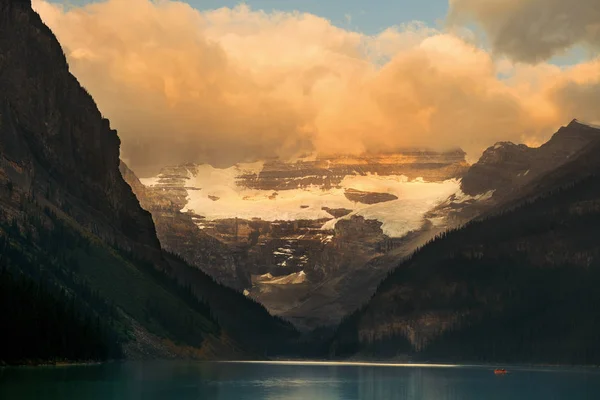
[330,173,600,364]
[0,192,221,365]
[0,265,121,364]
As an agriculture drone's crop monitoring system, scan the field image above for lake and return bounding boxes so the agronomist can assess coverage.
[1,361,599,399]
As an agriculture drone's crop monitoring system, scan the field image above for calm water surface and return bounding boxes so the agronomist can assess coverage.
[1,361,599,399]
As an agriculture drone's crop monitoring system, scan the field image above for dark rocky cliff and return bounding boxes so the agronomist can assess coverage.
[0,0,160,257]
[0,0,297,362]
[120,161,243,289]
[461,120,600,198]
[429,120,600,227]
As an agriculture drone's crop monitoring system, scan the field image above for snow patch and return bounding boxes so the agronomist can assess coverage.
[427,216,447,227]
[254,270,308,285]
[139,177,161,187]
[452,189,495,204]
[144,164,463,239]
[322,177,461,237]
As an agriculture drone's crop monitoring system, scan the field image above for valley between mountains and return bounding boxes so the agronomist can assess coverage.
[123,119,600,332]
[2,0,600,366]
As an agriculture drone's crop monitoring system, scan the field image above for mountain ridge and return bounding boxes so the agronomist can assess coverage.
[328,122,600,364]
[461,119,600,198]
[0,0,295,365]
[123,120,600,332]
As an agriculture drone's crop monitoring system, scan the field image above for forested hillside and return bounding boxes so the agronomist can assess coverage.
[332,166,600,364]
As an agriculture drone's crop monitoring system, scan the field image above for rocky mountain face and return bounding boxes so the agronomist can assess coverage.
[0,0,295,364]
[330,123,600,365]
[431,119,600,225]
[123,152,469,329]
[238,151,468,190]
[0,0,159,258]
[461,119,600,202]
[120,162,243,289]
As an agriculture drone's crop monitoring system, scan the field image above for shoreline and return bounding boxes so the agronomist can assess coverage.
[3,357,599,370]
[1,360,108,369]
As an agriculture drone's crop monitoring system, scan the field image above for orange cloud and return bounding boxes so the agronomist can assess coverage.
[33,0,600,176]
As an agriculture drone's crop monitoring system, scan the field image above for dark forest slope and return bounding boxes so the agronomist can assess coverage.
[332,139,600,365]
[0,0,296,365]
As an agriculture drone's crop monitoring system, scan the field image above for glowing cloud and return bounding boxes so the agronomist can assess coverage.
[33,0,600,176]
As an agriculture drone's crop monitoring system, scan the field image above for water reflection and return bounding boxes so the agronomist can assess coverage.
[1,361,600,400]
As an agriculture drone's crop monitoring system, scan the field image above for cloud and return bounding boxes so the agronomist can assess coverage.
[448,0,600,63]
[33,0,600,176]
[547,59,600,124]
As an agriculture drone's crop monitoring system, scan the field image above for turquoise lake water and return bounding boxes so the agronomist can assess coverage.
[1,361,599,399]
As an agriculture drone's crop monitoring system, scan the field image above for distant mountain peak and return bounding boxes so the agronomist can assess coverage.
[486,141,530,152]
[543,118,600,152]
[460,119,600,197]
[478,141,531,164]
[491,141,518,148]
[570,119,600,130]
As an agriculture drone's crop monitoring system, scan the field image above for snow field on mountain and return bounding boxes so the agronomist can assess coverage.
[144,163,461,237]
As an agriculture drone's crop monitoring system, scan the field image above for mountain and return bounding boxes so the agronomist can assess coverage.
[237,151,469,190]
[0,0,295,365]
[438,119,600,223]
[124,120,600,332]
[462,119,600,198]
[329,122,600,365]
[122,152,470,329]
[491,120,600,213]
[120,162,243,289]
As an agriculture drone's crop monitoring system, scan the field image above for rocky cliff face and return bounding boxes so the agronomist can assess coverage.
[0,0,296,361]
[461,120,600,199]
[120,161,243,289]
[0,0,226,360]
[0,0,160,257]
[428,119,600,227]
[239,151,469,190]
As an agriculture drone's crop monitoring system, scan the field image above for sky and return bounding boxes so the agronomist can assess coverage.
[186,0,450,34]
[52,0,589,66]
[38,0,600,176]
[56,0,451,34]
